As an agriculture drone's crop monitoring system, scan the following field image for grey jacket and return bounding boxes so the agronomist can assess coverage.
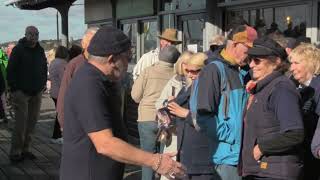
[48,58,67,99]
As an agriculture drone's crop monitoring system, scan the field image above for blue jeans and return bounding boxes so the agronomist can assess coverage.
[138,121,158,180]
[213,164,242,180]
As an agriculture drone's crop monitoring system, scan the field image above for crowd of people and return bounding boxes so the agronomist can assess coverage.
[0,19,319,180]
[130,24,320,180]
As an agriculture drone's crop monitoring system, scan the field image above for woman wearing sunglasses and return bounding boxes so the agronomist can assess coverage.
[289,43,320,180]
[240,37,304,180]
[166,53,214,180]
[155,51,194,179]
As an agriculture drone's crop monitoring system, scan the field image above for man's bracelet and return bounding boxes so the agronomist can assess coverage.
[154,154,163,172]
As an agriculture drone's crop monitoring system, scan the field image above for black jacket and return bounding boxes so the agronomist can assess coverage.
[299,76,320,180]
[7,37,47,95]
[241,72,304,180]
[175,86,213,175]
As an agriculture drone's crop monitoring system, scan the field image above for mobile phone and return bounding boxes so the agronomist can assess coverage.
[171,86,176,96]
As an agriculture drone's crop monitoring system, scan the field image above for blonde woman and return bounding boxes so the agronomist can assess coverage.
[156,51,193,180]
[289,43,320,180]
[155,51,193,110]
[167,53,214,180]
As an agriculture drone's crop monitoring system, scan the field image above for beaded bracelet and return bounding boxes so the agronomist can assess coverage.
[154,154,163,172]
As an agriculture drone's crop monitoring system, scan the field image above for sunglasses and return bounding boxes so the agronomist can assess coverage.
[186,69,201,74]
[247,58,262,65]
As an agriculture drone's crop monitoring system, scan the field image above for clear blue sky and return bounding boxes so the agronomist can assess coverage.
[0,0,86,43]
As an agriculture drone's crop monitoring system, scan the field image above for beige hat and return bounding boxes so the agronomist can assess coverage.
[158,28,182,44]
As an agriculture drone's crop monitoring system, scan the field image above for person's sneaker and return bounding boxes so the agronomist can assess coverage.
[9,154,24,163]
[22,152,36,160]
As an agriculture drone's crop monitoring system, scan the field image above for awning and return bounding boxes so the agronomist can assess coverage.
[5,0,77,10]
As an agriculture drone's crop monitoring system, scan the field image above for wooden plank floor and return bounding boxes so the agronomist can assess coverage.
[0,94,141,180]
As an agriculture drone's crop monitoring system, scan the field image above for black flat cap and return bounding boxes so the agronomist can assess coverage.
[248,37,287,61]
[88,26,131,56]
[158,45,181,64]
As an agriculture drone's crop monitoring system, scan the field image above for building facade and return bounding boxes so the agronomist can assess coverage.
[84,0,320,63]
[83,0,320,138]
[84,0,222,64]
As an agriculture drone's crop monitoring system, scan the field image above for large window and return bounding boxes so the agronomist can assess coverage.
[116,0,154,19]
[227,4,309,38]
[275,5,308,35]
[161,14,175,31]
[161,0,205,11]
[141,21,157,54]
[121,23,137,63]
[179,14,205,52]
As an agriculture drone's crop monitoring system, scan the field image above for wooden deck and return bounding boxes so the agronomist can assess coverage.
[0,95,141,180]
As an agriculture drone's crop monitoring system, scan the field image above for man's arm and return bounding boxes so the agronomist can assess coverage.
[193,64,226,139]
[57,63,75,128]
[89,129,186,178]
[40,49,48,89]
[132,53,147,80]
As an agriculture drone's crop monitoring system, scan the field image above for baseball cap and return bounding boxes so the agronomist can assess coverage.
[228,25,258,47]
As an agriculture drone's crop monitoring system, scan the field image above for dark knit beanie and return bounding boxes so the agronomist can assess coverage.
[88,26,131,56]
[158,45,180,64]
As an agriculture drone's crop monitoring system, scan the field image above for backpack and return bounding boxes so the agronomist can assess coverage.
[189,60,231,132]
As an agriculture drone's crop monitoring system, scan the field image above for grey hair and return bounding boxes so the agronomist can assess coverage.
[88,54,108,64]
[88,50,129,64]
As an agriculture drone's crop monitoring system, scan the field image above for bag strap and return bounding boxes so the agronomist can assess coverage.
[209,61,230,120]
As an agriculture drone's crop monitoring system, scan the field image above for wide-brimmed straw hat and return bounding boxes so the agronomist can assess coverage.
[158,28,182,44]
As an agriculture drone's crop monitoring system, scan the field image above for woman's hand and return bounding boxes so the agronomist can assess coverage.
[253,144,263,161]
[167,101,189,118]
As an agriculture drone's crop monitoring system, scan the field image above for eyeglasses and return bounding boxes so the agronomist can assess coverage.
[236,42,250,49]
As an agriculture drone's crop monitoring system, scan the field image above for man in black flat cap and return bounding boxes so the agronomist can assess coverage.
[60,26,186,180]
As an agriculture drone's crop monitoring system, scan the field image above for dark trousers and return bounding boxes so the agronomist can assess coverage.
[138,121,159,180]
[51,98,62,139]
[10,90,42,156]
[182,174,214,180]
